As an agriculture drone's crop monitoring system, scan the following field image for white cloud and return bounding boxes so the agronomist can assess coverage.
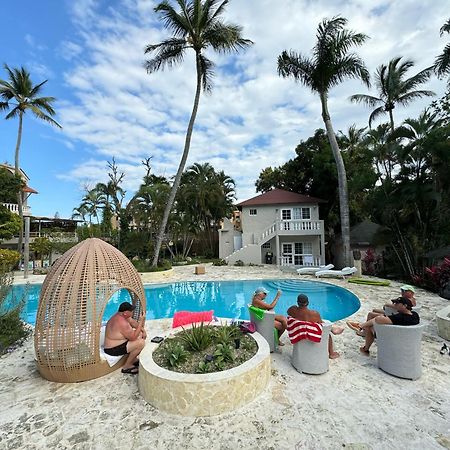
[58,0,448,207]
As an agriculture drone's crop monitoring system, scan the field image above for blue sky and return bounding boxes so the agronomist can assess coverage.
[0,0,448,219]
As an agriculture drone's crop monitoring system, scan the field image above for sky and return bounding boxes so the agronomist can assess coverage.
[0,0,448,219]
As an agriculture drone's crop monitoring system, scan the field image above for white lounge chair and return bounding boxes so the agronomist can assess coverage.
[315,266,357,279]
[297,264,334,275]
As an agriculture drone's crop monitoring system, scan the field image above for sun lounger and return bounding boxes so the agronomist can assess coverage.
[297,264,334,275]
[315,266,357,279]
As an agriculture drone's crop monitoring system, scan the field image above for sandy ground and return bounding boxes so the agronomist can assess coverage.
[2,265,450,450]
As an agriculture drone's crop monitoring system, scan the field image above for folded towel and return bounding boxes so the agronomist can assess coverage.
[172,310,214,328]
[287,316,323,344]
[248,305,265,320]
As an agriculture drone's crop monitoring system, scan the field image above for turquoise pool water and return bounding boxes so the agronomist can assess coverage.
[8,279,360,325]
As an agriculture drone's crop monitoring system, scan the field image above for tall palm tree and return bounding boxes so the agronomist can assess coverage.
[0,64,61,254]
[278,16,370,266]
[144,0,252,266]
[350,57,434,130]
[434,18,450,82]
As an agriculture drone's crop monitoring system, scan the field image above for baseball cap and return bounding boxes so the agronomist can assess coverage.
[297,294,309,306]
[118,301,136,312]
[254,287,268,295]
[400,285,415,293]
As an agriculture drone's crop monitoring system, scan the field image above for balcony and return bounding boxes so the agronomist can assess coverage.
[1,202,31,216]
[258,220,324,244]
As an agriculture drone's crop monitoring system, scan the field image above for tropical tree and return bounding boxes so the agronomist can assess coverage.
[0,65,61,254]
[350,57,434,130]
[144,0,252,266]
[277,16,370,266]
[434,18,450,82]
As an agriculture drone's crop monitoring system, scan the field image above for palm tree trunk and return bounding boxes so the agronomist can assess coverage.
[320,93,352,267]
[152,54,203,267]
[14,112,24,257]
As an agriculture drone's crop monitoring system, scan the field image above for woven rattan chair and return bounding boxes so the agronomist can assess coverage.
[34,238,146,382]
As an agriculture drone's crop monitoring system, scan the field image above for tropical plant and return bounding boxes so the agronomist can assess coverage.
[0,249,20,270]
[277,16,370,266]
[213,343,234,364]
[350,57,434,130]
[30,237,52,263]
[0,206,21,242]
[214,322,241,345]
[434,18,450,83]
[180,321,212,351]
[163,340,190,367]
[144,0,252,266]
[0,168,23,204]
[0,65,61,254]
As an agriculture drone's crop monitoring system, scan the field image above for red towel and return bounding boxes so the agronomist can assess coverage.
[287,316,323,344]
[172,310,213,328]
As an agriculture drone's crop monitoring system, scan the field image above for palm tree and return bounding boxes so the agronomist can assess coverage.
[277,16,370,266]
[0,64,61,254]
[350,57,434,130]
[434,18,450,82]
[144,0,252,266]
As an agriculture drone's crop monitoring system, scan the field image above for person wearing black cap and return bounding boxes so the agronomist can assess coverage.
[287,294,344,359]
[354,296,419,356]
[104,302,146,374]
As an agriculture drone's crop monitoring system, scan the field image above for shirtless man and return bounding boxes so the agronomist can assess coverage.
[104,302,146,375]
[287,294,343,359]
[251,287,287,345]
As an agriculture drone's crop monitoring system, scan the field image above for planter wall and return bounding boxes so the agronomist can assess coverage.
[138,330,271,416]
[436,305,450,341]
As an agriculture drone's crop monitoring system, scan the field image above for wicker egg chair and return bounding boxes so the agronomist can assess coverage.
[34,238,146,383]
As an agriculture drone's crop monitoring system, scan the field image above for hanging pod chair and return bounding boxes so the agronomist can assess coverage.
[34,238,146,382]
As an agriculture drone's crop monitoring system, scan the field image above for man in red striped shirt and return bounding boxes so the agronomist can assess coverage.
[287,294,343,359]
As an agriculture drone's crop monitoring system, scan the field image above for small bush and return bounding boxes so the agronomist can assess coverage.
[213,258,228,266]
[131,258,172,272]
[214,343,235,365]
[0,249,20,271]
[214,322,241,345]
[162,341,189,368]
[234,260,244,267]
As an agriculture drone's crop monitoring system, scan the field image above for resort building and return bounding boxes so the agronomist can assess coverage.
[219,189,326,267]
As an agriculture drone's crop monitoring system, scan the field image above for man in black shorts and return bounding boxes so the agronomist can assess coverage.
[355,296,419,355]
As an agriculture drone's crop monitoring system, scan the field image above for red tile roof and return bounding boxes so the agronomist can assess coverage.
[237,189,326,207]
[23,185,38,194]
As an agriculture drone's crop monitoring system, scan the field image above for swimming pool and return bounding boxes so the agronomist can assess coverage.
[8,279,360,325]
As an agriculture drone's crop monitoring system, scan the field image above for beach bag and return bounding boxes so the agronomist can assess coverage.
[240,321,256,333]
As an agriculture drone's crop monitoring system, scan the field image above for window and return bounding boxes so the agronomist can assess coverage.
[281,209,291,220]
[249,209,257,216]
[284,241,313,265]
[262,242,271,249]
[293,207,311,220]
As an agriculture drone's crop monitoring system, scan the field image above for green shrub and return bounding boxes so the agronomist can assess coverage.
[213,258,228,266]
[234,260,244,267]
[197,360,212,374]
[214,322,241,345]
[131,258,172,272]
[0,249,20,271]
[214,343,234,365]
[0,269,29,354]
[180,322,212,352]
[162,341,189,368]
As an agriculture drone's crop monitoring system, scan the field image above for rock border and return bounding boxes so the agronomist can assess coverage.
[138,326,271,416]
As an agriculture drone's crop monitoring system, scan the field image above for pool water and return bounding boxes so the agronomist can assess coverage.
[8,279,360,325]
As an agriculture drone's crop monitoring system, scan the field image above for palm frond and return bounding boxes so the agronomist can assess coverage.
[155,0,192,37]
[198,54,214,92]
[204,23,253,53]
[144,38,187,72]
[329,55,370,88]
[396,90,435,107]
[277,51,315,89]
[4,107,20,120]
[368,106,386,128]
[434,43,450,77]
[440,18,450,36]
[349,93,381,107]
[28,105,62,128]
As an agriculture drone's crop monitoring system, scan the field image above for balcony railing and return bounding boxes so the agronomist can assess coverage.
[1,202,31,216]
[280,255,322,267]
[258,220,323,244]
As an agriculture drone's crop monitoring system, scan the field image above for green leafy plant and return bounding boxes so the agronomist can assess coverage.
[163,341,189,368]
[180,322,212,352]
[214,343,235,365]
[197,360,212,373]
[234,260,244,266]
[214,322,241,346]
[213,258,228,266]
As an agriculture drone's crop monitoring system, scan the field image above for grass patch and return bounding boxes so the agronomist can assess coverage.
[153,323,258,374]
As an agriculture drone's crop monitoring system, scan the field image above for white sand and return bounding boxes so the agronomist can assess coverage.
[2,265,450,449]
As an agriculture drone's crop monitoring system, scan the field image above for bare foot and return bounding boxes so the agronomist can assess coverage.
[278,341,285,346]
[356,329,366,337]
[329,351,340,359]
[359,346,370,356]
[332,326,344,335]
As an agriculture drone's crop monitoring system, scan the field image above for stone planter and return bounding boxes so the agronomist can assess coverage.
[439,282,450,300]
[138,329,271,417]
[436,305,450,341]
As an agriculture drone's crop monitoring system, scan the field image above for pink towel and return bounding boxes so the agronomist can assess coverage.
[287,316,323,344]
[172,310,213,328]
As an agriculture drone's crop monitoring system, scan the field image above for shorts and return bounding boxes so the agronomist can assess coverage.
[104,341,128,356]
